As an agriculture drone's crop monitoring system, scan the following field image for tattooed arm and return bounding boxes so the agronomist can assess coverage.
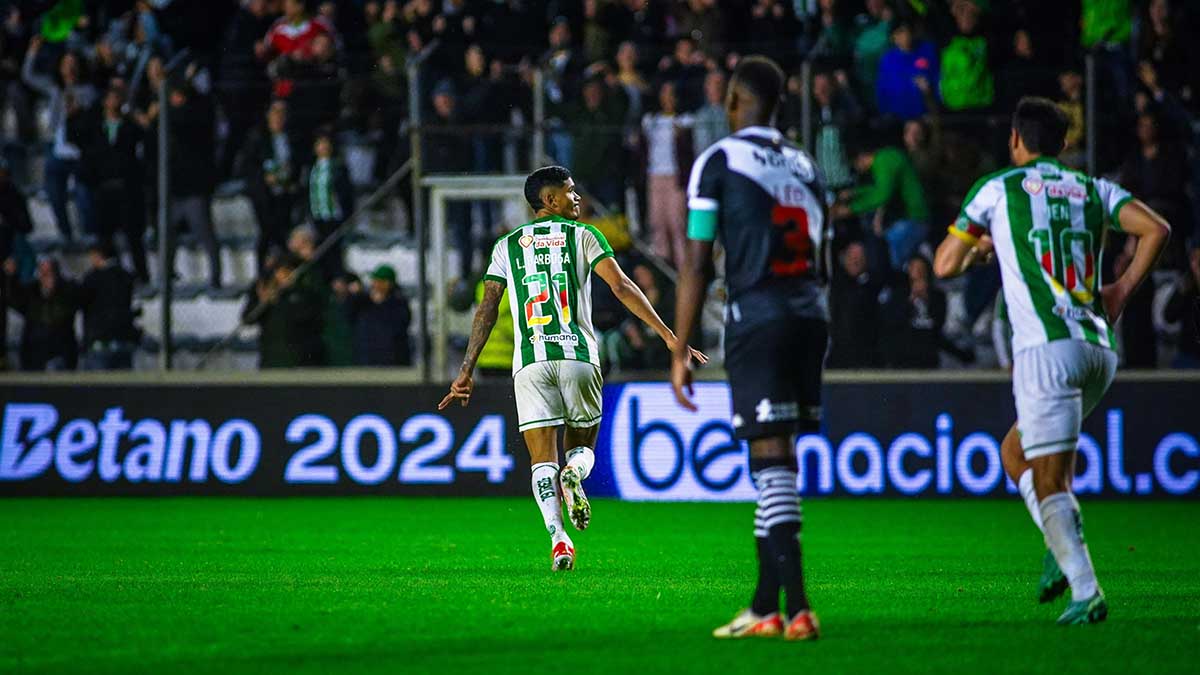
[438,280,504,410]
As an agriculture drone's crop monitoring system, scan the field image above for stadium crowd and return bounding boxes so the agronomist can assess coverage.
[0,0,1198,372]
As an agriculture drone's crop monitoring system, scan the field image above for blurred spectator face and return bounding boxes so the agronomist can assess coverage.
[466,45,486,77]
[704,71,725,105]
[891,24,913,52]
[169,87,187,107]
[273,263,294,286]
[812,72,834,106]
[433,92,455,119]
[36,260,58,293]
[852,150,873,174]
[1150,0,1168,28]
[1136,114,1159,147]
[1013,29,1033,59]
[312,34,335,62]
[319,1,336,21]
[842,243,867,278]
[908,257,931,298]
[866,0,886,19]
[675,39,695,64]
[103,89,123,116]
[617,42,638,71]
[903,120,927,152]
[583,80,604,110]
[407,30,423,53]
[147,57,164,86]
[550,22,571,49]
[59,52,80,85]
[632,265,658,297]
[247,0,267,16]
[288,229,316,259]
[369,277,394,302]
[1059,71,1082,99]
[267,101,287,133]
[314,136,334,159]
[659,82,677,114]
[283,0,305,20]
[952,1,980,34]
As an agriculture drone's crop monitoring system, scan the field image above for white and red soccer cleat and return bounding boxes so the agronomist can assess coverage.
[559,466,591,531]
[712,609,784,639]
[551,539,575,571]
[783,610,820,641]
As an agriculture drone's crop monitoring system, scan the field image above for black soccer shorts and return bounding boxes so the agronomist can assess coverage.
[724,316,828,441]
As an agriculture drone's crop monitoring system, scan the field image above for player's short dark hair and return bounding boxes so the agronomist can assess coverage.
[731,55,784,116]
[1012,96,1069,156]
[524,165,572,211]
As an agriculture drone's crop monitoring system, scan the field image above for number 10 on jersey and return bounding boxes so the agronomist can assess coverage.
[524,271,572,326]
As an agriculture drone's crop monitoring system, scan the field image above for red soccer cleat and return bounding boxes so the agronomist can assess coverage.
[551,540,575,571]
[784,610,820,641]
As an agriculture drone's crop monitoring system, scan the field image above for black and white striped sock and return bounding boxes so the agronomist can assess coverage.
[753,462,809,618]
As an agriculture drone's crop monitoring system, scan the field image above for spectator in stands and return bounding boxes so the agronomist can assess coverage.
[805,0,855,67]
[240,100,301,273]
[259,0,336,99]
[939,0,994,114]
[1081,0,1134,106]
[1056,66,1086,169]
[1120,110,1191,257]
[423,80,474,279]
[243,252,327,368]
[1164,245,1200,368]
[0,6,36,149]
[807,69,861,192]
[673,0,724,59]
[564,69,628,211]
[614,41,648,121]
[3,256,78,371]
[640,80,692,269]
[541,17,585,165]
[828,241,883,368]
[851,0,894,108]
[1137,0,1195,108]
[836,141,931,269]
[0,159,31,369]
[746,1,798,67]
[880,255,946,368]
[217,0,275,180]
[346,264,412,366]
[875,21,938,122]
[655,37,707,110]
[165,76,222,289]
[284,31,343,145]
[459,44,507,185]
[692,69,729,154]
[305,128,353,280]
[79,241,138,370]
[615,262,672,370]
[68,83,149,284]
[22,35,97,241]
[998,29,1057,114]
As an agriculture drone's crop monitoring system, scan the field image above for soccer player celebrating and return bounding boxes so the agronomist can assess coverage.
[439,166,706,571]
[671,56,832,641]
[933,97,1170,624]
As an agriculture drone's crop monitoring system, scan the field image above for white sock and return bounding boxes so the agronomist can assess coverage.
[1040,492,1099,601]
[564,446,595,480]
[531,462,566,540]
[1018,469,1044,534]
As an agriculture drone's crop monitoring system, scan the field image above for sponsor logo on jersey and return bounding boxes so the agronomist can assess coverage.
[755,398,800,423]
[529,333,580,345]
[1047,183,1087,200]
[1052,304,1100,321]
[519,234,535,248]
[1022,177,1044,195]
[533,234,567,248]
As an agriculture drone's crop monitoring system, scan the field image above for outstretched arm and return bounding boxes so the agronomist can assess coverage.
[593,257,707,364]
[438,280,504,410]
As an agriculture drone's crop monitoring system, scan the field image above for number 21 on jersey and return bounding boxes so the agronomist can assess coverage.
[523,271,572,327]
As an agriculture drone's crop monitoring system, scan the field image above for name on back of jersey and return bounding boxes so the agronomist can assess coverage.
[514,250,571,270]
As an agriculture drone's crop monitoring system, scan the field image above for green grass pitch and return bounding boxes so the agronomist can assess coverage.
[1,498,1198,674]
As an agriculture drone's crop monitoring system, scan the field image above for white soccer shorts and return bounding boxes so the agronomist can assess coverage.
[512,360,603,432]
[1013,339,1118,460]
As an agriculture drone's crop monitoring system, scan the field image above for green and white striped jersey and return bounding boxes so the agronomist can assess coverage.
[949,157,1133,354]
[483,215,615,374]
